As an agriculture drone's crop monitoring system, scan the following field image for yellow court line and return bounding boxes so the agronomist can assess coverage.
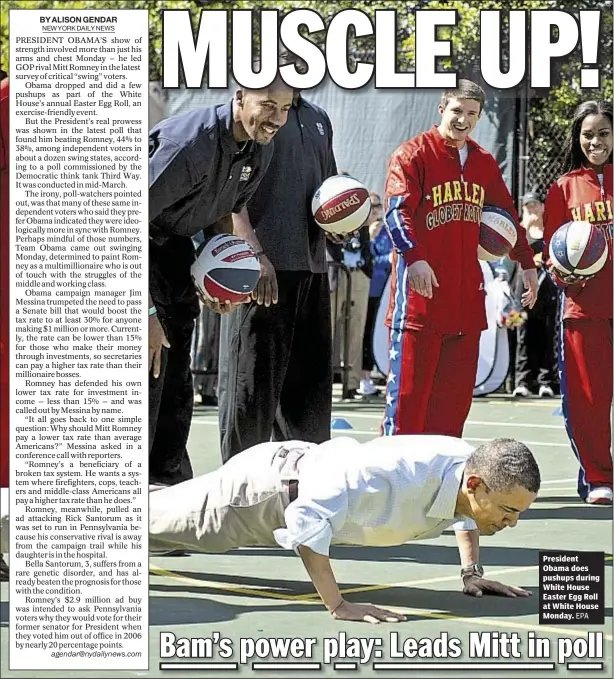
[150,565,612,643]
[295,565,541,600]
[149,565,307,602]
[328,557,613,599]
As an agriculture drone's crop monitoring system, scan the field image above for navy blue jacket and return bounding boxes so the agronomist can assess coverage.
[149,101,274,243]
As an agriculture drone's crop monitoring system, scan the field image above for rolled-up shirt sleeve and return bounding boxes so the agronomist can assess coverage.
[274,481,349,556]
[452,518,477,531]
[274,443,358,555]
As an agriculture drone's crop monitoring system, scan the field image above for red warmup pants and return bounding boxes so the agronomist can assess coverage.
[382,328,480,437]
[560,318,613,499]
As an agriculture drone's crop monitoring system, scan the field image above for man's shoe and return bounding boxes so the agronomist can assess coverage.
[342,388,360,401]
[358,378,379,396]
[0,555,8,582]
[539,385,555,398]
[512,386,531,398]
[586,487,613,505]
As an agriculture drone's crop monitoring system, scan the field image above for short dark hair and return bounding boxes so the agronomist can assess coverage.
[465,438,541,494]
[441,79,486,113]
[561,99,613,174]
[243,51,299,97]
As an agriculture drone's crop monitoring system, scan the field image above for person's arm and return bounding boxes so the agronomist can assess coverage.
[208,214,233,236]
[385,145,438,298]
[298,545,405,623]
[454,528,531,598]
[149,134,197,225]
[148,134,199,371]
[484,160,538,308]
[274,442,405,623]
[455,527,480,566]
[232,207,277,307]
[148,292,170,379]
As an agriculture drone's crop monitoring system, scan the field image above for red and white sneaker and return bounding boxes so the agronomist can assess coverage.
[586,487,613,505]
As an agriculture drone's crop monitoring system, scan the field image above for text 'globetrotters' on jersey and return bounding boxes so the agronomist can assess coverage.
[384,126,535,334]
[543,164,613,320]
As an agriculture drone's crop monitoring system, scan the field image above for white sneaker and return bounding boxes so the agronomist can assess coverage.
[358,378,378,396]
[513,386,531,398]
[586,487,613,505]
[539,385,554,398]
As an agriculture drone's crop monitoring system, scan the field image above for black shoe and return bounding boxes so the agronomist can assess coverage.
[342,388,360,400]
[0,555,8,582]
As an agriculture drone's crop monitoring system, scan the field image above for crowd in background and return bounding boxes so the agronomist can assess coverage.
[190,187,561,406]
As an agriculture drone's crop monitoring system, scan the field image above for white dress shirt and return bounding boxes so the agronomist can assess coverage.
[274,436,477,555]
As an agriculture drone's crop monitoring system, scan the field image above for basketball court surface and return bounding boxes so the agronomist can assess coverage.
[1,395,612,678]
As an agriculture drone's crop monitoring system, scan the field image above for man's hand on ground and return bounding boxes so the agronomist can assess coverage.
[463,576,531,598]
[149,314,170,379]
[331,600,407,624]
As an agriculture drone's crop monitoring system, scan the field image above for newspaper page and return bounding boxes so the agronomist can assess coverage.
[6,6,149,671]
[0,1,612,678]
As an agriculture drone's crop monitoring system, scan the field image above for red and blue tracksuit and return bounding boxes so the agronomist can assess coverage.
[543,164,613,500]
[382,126,535,437]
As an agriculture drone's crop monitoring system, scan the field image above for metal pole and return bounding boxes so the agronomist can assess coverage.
[516,79,529,203]
[336,263,352,398]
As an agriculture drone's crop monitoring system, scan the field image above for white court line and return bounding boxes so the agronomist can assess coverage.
[327,430,569,447]
[334,412,564,429]
[190,420,569,448]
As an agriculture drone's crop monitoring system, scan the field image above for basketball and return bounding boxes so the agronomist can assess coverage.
[477,206,518,261]
[312,174,371,235]
[190,234,261,304]
[549,220,608,277]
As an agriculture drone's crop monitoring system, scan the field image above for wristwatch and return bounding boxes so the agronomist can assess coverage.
[461,563,484,580]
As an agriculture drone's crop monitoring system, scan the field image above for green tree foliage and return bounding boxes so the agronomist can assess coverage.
[1,0,611,190]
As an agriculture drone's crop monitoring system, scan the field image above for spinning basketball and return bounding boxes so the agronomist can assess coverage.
[191,234,261,303]
[549,220,608,278]
[478,206,518,261]
[312,175,371,235]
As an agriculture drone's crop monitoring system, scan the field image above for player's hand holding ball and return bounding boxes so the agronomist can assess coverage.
[547,264,595,286]
[548,220,608,286]
[312,174,371,244]
[191,234,260,314]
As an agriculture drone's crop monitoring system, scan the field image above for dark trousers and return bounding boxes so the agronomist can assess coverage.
[149,316,195,484]
[218,271,333,463]
[192,302,221,399]
[362,295,379,371]
[515,315,556,391]
[149,236,199,485]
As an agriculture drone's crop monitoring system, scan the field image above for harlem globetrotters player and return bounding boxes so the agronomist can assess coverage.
[381,79,538,439]
[543,99,613,506]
